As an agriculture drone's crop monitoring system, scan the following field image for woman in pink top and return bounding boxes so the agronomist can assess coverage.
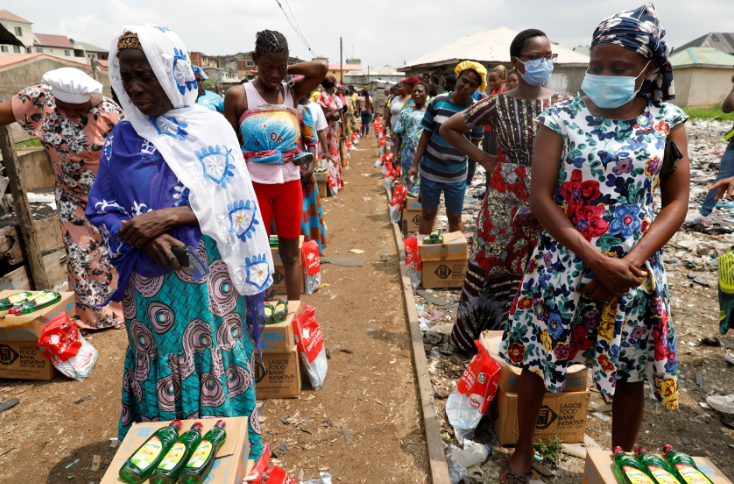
[225,30,327,300]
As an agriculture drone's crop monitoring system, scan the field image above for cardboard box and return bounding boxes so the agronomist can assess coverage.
[480,330,588,393]
[492,388,591,445]
[101,418,249,484]
[254,346,301,399]
[418,232,468,289]
[582,449,733,484]
[0,290,75,381]
[314,172,329,198]
[270,236,304,295]
[261,300,300,353]
[401,198,436,233]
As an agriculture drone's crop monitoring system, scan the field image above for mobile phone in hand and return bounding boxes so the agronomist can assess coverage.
[171,246,190,268]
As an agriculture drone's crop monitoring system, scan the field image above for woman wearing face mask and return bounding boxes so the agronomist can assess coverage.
[440,30,570,354]
[497,4,689,482]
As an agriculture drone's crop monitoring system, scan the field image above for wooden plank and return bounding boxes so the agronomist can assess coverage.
[0,125,50,289]
[8,123,33,144]
[0,218,63,265]
[0,249,67,292]
[18,150,55,192]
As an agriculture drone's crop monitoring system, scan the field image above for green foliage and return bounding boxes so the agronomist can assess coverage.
[202,79,216,90]
[683,106,734,121]
[16,138,41,148]
[534,434,563,465]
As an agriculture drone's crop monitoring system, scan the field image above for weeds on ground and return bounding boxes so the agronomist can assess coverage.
[16,138,41,149]
[533,434,563,465]
[683,102,733,121]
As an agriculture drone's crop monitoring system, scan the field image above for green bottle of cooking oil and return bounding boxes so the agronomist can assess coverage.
[613,446,656,484]
[118,420,182,483]
[634,446,682,484]
[179,420,227,484]
[149,422,204,484]
[663,445,714,484]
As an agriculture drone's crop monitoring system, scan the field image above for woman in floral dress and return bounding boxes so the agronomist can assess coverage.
[0,69,124,329]
[498,5,690,483]
[440,29,569,353]
[393,82,429,184]
[318,76,344,191]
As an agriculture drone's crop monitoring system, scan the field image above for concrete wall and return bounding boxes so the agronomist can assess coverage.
[670,66,734,108]
[0,56,113,101]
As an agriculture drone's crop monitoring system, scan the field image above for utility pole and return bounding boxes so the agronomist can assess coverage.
[339,37,343,84]
[367,65,370,87]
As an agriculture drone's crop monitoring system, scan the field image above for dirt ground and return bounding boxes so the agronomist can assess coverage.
[0,136,431,483]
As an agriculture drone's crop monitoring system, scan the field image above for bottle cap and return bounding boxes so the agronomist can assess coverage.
[192,422,203,431]
[613,446,625,455]
[171,419,183,430]
[663,444,674,454]
[634,446,647,456]
[215,419,226,428]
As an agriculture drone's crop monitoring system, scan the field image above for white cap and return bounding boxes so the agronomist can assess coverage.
[41,67,103,104]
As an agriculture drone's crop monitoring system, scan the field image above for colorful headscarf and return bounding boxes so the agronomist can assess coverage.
[192,65,208,80]
[591,2,674,102]
[455,61,488,92]
[404,76,421,86]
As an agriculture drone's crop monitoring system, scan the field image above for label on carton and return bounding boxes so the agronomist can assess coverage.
[622,466,655,484]
[675,464,710,483]
[186,440,212,469]
[158,441,186,470]
[130,436,162,470]
[647,466,679,484]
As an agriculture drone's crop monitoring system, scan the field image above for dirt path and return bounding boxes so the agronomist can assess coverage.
[0,135,431,483]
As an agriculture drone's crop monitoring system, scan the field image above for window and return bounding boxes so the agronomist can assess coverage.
[13,45,20,53]
[14,26,22,36]
[49,48,54,53]
[36,47,43,53]
[64,50,71,56]
[1,46,8,53]
[246,60,254,67]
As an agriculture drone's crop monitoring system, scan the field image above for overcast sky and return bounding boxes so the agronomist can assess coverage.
[7,0,734,69]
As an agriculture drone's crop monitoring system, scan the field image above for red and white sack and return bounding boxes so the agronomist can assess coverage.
[383,163,397,191]
[38,312,98,381]
[327,165,339,197]
[390,185,407,224]
[293,306,327,390]
[445,341,501,444]
[244,443,270,484]
[301,240,321,295]
[404,235,422,290]
[262,466,296,484]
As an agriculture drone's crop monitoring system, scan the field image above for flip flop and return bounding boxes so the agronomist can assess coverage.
[0,398,19,414]
[501,462,531,484]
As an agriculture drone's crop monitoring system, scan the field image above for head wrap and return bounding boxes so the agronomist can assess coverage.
[191,65,208,80]
[404,76,421,86]
[591,2,674,102]
[108,26,273,337]
[455,61,488,92]
[321,75,336,89]
[311,91,320,102]
[41,67,102,104]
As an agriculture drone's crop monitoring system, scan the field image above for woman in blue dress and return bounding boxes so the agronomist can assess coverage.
[86,25,273,467]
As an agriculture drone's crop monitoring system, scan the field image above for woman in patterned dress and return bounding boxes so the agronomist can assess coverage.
[86,26,273,468]
[318,76,345,191]
[0,68,124,329]
[392,82,429,184]
[440,29,569,353]
[498,5,690,482]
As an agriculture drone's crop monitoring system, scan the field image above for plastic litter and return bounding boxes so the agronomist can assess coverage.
[293,306,328,390]
[302,241,322,295]
[404,235,422,290]
[446,452,468,484]
[37,312,98,381]
[300,472,332,484]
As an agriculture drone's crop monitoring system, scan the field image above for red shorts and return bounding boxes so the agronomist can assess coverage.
[252,180,304,239]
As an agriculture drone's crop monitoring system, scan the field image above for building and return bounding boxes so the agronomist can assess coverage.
[203,66,238,82]
[345,65,405,86]
[190,52,219,69]
[75,41,108,64]
[669,47,734,108]
[33,33,85,60]
[0,10,33,54]
[676,32,734,55]
[327,63,363,82]
[401,26,590,94]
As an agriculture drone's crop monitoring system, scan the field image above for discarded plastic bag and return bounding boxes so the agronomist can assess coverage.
[446,452,468,484]
[390,185,407,224]
[445,341,501,444]
[37,312,98,381]
[404,235,422,289]
[300,472,332,484]
[302,240,321,295]
[293,306,328,390]
[244,443,270,484]
[718,251,734,335]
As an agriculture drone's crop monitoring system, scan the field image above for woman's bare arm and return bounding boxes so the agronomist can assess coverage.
[290,60,328,100]
[439,112,496,173]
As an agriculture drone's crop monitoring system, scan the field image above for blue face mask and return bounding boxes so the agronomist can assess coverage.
[519,58,554,86]
[581,61,651,109]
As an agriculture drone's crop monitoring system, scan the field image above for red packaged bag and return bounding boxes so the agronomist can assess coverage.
[301,240,321,294]
[263,466,296,484]
[244,443,270,484]
[293,306,327,390]
[390,185,408,224]
[37,312,98,381]
[404,235,422,289]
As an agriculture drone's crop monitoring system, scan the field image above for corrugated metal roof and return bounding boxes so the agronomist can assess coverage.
[676,32,734,55]
[34,33,74,49]
[401,26,589,70]
[670,47,734,67]
[75,41,108,53]
[0,10,32,24]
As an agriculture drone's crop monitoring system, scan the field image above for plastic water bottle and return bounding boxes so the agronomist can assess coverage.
[453,442,490,468]
[445,388,482,444]
[446,452,468,484]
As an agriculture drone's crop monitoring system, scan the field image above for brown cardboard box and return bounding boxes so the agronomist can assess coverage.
[401,198,436,234]
[0,290,75,381]
[270,236,304,294]
[254,346,301,399]
[101,418,249,484]
[492,388,591,445]
[418,232,468,289]
[480,330,588,393]
[314,171,329,198]
[261,300,300,353]
[582,449,733,484]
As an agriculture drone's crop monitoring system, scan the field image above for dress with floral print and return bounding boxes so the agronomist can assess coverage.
[394,106,426,181]
[500,97,687,410]
[11,85,124,329]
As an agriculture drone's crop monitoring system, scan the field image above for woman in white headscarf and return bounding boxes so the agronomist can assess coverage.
[86,25,272,463]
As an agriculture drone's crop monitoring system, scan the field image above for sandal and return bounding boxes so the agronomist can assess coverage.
[500,462,531,484]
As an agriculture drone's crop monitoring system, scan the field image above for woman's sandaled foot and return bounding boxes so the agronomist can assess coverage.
[500,462,531,484]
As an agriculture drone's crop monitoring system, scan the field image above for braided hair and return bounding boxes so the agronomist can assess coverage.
[255,30,289,56]
[510,29,547,58]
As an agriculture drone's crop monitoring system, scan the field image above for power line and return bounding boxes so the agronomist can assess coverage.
[273,0,315,57]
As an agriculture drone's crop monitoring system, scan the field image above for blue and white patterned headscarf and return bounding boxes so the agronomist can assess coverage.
[192,65,208,80]
[591,2,675,102]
